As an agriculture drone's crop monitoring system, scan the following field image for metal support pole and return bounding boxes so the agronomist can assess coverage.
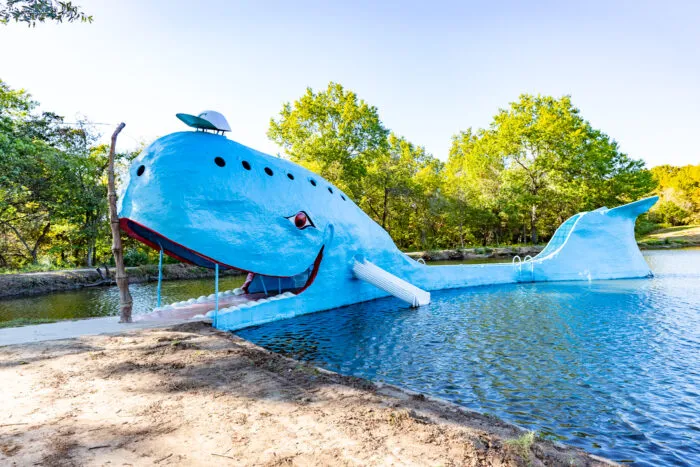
[214,263,219,327]
[157,247,163,308]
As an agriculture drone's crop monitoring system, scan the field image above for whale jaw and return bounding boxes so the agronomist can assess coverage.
[119,218,324,298]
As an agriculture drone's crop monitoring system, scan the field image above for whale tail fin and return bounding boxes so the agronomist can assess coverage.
[606,196,659,219]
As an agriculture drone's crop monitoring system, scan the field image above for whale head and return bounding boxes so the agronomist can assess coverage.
[118,131,396,296]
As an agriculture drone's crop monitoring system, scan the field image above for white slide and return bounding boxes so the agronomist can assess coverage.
[353,259,430,307]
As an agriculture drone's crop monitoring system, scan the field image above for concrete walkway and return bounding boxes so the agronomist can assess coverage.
[0,316,203,346]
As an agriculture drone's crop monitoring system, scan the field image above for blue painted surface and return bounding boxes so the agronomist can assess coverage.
[238,249,700,467]
[118,130,658,331]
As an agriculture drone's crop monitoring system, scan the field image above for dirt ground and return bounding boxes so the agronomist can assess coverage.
[0,322,614,466]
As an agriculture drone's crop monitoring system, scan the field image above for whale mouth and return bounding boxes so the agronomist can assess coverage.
[119,218,323,317]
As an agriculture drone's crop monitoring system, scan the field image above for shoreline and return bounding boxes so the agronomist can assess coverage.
[0,321,615,466]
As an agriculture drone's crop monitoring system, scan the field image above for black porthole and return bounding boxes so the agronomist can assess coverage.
[214,157,226,167]
[264,167,273,176]
[136,165,145,176]
[242,161,251,170]
[327,187,333,194]
[309,179,317,186]
[287,173,294,180]
[341,194,346,201]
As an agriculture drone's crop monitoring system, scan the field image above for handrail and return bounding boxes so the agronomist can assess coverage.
[523,255,534,281]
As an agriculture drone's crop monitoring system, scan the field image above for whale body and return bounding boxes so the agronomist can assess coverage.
[119,131,658,331]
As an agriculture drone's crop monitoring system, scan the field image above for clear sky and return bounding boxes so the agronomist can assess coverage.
[1,0,698,167]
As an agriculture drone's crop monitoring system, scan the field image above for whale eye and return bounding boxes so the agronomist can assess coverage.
[286,211,315,230]
[136,165,145,176]
[214,157,225,167]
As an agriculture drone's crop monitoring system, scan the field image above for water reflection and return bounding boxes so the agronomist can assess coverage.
[0,275,245,322]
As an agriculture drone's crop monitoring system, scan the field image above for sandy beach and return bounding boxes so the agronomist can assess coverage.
[0,322,614,466]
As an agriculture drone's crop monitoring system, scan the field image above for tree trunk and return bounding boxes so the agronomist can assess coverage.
[86,239,95,267]
[85,212,95,267]
[381,187,389,229]
[530,205,538,244]
[30,221,51,263]
[107,122,133,323]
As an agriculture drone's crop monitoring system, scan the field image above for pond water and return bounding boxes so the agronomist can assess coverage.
[238,249,700,466]
[0,275,246,323]
[0,258,508,324]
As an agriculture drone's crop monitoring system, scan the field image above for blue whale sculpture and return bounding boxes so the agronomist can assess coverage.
[118,130,658,331]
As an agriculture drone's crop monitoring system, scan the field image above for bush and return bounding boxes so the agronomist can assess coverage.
[123,247,151,267]
[635,215,660,236]
[648,201,690,226]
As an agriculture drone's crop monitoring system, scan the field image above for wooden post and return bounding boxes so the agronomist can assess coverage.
[107,122,133,323]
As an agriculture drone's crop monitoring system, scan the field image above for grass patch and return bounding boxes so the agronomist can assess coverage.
[0,264,66,275]
[0,318,58,329]
[387,409,412,426]
[505,431,535,460]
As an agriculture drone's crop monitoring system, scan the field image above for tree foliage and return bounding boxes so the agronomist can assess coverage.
[445,95,656,244]
[268,82,389,199]
[647,165,700,226]
[0,80,133,270]
[0,0,91,26]
[271,85,660,250]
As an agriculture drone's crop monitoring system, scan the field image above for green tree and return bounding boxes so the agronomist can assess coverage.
[0,79,134,269]
[0,0,91,26]
[648,164,700,225]
[446,94,655,244]
[268,82,389,199]
[361,134,422,230]
[0,82,67,265]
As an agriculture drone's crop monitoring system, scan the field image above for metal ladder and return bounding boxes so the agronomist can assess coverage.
[512,255,535,282]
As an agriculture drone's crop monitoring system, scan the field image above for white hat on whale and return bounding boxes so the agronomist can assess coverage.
[176,110,231,133]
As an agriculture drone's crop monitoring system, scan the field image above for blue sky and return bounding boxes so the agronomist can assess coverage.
[1,0,698,167]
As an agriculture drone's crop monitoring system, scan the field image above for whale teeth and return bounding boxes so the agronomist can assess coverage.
[195,291,300,318]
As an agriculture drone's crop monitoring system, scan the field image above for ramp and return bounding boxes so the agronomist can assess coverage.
[353,259,430,307]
